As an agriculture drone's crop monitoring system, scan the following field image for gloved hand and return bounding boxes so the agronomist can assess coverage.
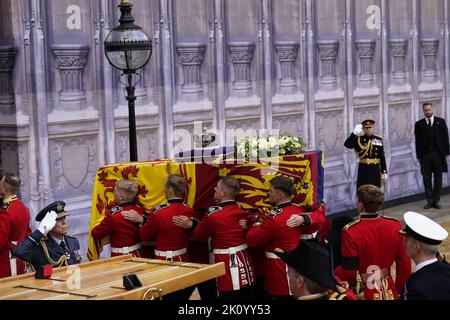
[37,211,57,235]
[353,124,364,136]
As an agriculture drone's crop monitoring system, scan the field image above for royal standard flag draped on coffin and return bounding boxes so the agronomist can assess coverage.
[87,151,324,261]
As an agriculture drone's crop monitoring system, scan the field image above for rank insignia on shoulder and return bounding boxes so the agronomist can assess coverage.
[1,202,11,211]
[207,206,222,215]
[153,203,169,213]
[373,134,383,140]
[382,216,400,222]
[270,208,282,218]
[344,219,361,230]
[110,206,122,215]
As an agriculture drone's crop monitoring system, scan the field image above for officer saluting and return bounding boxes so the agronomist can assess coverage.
[12,201,81,272]
[400,211,450,300]
[345,120,387,188]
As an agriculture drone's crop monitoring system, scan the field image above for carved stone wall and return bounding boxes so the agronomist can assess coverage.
[1,0,450,259]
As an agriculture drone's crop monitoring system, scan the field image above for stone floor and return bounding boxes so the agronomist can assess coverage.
[382,193,450,225]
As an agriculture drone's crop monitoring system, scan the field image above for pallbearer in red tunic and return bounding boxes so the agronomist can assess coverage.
[91,180,145,257]
[0,173,31,278]
[334,185,412,300]
[191,177,255,300]
[139,175,198,263]
[246,176,325,299]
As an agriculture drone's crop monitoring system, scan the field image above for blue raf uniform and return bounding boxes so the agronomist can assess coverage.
[12,201,82,271]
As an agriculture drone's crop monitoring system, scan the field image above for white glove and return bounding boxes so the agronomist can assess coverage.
[382,173,388,181]
[353,124,364,136]
[38,211,57,235]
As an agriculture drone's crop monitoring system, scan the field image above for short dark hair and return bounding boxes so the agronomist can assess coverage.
[423,103,432,109]
[357,185,384,213]
[1,173,21,194]
[270,176,294,196]
[165,175,187,198]
[220,176,240,199]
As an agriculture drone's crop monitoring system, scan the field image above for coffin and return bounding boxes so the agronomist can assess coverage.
[0,255,225,300]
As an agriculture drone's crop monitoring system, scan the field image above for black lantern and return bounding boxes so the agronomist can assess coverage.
[104,0,152,162]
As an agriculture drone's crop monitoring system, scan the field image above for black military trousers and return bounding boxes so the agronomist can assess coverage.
[420,150,443,205]
[357,163,381,188]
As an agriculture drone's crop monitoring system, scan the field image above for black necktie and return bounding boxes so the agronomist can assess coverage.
[428,119,432,127]
[60,240,68,253]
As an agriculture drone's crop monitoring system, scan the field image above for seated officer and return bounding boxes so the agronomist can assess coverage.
[12,201,81,271]
[344,119,387,188]
[275,240,349,300]
[400,211,450,300]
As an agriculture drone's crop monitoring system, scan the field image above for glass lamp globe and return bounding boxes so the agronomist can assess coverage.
[104,27,152,73]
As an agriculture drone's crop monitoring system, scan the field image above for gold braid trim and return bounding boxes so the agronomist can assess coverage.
[357,137,373,159]
[40,241,69,268]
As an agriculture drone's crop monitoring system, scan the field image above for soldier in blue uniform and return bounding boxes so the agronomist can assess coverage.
[400,211,450,300]
[345,119,387,188]
[12,201,82,272]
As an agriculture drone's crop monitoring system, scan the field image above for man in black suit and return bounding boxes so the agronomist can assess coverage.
[400,211,450,300]
[414,103,450,209]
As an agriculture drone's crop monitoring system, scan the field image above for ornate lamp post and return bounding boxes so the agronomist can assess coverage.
[104,0,152,162]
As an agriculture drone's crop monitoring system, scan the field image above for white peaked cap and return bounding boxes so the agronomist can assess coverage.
[400,211,448,245]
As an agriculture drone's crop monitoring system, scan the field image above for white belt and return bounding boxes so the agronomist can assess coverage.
[111,243,142,254]
[213,244,248,255]
[155,248,187,259]
[300,231,318,240]
[265,251,281,260]
[9,241,18,277]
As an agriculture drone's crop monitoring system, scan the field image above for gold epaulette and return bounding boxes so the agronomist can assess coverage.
[373,134,383,140]
[327,291,348,301]
[344,219,361,231]
[382,216,400,222]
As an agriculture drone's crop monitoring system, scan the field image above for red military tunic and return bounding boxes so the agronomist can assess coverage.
[246,201,324,296]
[91,202,145,257]
[194,201,255,293]
[334,214,412,300]
[0,196,31,278]
[301,202,327,240]
[139,199,197,262]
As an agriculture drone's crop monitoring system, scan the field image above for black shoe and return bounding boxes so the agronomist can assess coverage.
[424,203,433,209]
[433,203,442,209]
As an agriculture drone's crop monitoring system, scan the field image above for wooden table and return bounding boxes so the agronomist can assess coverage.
[0,255,225,300]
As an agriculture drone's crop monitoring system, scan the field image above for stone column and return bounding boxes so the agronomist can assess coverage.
[0,46,17,114]
[356,40,376,89]
[390,39,408,86]
[52,44,89,111]
[228,42,255,98]
[317,40,339,91]
[176,43,206,102]
[134,66,149,106]
[421,39,439,84]
[274,41,299,94]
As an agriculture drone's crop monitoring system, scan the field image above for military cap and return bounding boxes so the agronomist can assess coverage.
[275,240,342,292]
[361,119,375,126]
[35,200,69,222]
[399,211,448,245]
